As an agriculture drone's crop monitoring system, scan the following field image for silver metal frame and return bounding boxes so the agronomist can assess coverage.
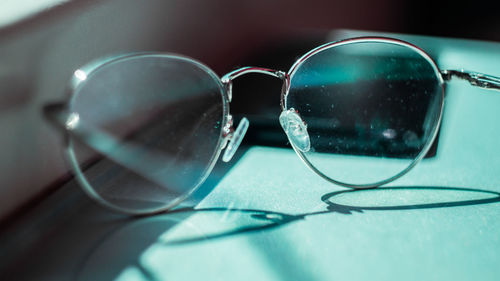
[45,36,500,215]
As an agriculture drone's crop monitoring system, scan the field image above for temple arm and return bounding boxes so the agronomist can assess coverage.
[441,70,500,92]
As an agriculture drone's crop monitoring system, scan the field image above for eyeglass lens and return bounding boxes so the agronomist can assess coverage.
[285,40,444,187]
[67,55,226,213]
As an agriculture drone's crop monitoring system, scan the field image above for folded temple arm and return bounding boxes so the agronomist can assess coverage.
[441,70,500,92]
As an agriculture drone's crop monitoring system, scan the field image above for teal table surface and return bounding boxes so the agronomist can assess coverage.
[1,31,500,281]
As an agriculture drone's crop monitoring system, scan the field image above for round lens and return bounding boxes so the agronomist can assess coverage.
[284,38,444,187]
[66,54,226,214]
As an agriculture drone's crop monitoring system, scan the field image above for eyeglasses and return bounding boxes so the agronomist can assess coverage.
[44,37,500,215]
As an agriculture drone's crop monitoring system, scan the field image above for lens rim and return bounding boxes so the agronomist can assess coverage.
[281,37,445,189]
[64,53,229,214]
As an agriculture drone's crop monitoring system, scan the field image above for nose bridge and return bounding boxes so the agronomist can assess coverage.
[221,67,287,102]
[218,67,287,162]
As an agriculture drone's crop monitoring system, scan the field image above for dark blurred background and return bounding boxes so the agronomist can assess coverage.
[0,0,499,221]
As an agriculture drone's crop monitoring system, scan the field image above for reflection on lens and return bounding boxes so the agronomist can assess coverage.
[67,54,226,214]
[285,39,444,187]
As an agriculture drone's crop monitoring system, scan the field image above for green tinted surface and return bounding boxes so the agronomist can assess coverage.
[2,33,500,281]
[116,36,500,281]
[99,71,500,280]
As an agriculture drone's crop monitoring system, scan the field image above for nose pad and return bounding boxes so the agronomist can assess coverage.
[279,108,311,153]
[222,117,249,162]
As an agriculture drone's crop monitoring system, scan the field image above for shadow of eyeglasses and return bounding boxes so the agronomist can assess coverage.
[74,185,500,280]
[321,185,500,214]
[162,185,500,245]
